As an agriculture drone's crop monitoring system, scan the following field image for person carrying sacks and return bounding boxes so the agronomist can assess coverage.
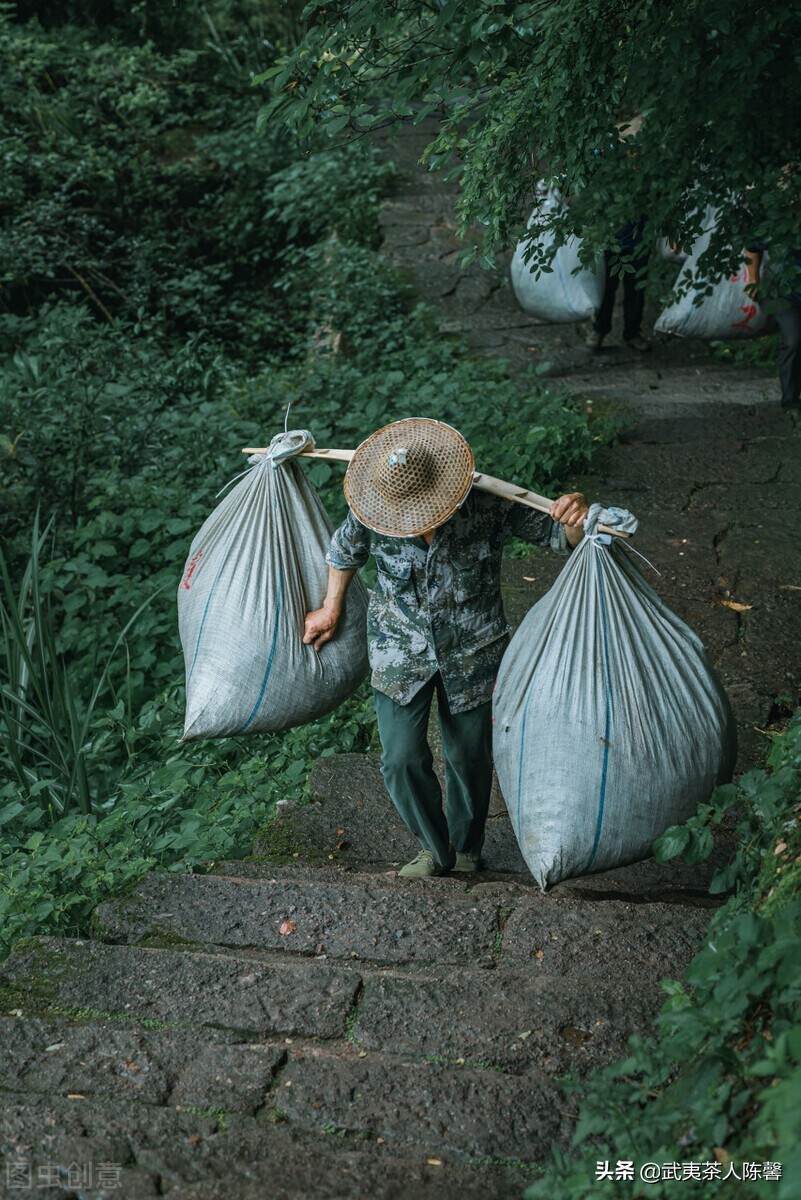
[302,418,590,879]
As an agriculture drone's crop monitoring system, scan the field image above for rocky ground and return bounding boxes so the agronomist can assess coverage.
[1,124,799,1199]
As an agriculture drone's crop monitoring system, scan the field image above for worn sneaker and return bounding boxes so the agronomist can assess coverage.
[452,851,483,873]
[397,849,447,878]
[623,334,652,353]
[584,329,604,351]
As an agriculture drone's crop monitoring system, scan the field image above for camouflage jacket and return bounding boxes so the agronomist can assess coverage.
[326,488,571,713]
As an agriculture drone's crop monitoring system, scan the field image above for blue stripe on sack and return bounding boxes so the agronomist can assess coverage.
[585,563,613,870]
[187,556,228,683]
[237,572,283,732]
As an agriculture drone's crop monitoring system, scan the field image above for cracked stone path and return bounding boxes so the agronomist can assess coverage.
[2,124,800,1199]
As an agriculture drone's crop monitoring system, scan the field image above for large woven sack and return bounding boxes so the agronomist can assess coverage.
[178,430,368,740]
[510,185,605,322]
[492,504,737,890]
[655,207,770,339]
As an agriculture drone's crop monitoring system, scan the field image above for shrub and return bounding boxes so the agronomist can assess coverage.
[0,513,162,818]
[709,334,779,370]
[0,8,392,354]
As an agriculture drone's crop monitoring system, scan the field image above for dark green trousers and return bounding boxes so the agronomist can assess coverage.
[373,672,494,870]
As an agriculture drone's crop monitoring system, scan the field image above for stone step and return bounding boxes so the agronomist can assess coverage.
[436,309,550,335]
[379,195,456,224]
[257,751,734,899]
[351,966,663,1079]
[254,749,525,873]
[385,172,458,198]
[0,1015,281,1114]
[558,363,778,415]
[0,937,360,1041]
[89,863,712,982]
[276,1046,573,1163]
[0,1012,567,1169]
[0,1090,527,1198]
[388,259,465,300]
[90,868,499,966]
[0,1013,568,1165]
[174,1174,519,1200]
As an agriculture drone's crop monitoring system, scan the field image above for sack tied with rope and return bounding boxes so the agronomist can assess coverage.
[177,430,369,740]
[492,503,737,890]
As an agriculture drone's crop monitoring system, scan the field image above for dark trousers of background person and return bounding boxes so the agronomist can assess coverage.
[773,298,801,408]
[593,248,649,341]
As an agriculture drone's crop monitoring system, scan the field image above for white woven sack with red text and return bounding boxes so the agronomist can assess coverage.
[178,431,368,740]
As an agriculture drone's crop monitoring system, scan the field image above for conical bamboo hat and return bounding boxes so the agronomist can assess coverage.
[344,418,475,537]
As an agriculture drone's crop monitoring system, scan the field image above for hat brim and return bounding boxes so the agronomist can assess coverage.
[344,418,475,537]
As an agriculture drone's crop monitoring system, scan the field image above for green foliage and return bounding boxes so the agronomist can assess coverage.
[0,303,252,716]
[277,236,415,361]
[0,305,227,539]
[0,683,377,962]
[0,512,161,817]
[0,6,391,355]
[266,151,395,250]
[709,334,780,370]
[260,0,801,304]
[12,0,306,54]
[523,712,801,1200]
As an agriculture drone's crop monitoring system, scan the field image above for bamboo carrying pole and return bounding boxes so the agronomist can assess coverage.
[240,446,631,539]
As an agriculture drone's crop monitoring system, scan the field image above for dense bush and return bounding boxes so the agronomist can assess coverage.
[0,5,391,355]
[524,713,801,1200]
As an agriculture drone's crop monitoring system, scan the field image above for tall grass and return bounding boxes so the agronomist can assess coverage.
[0,512,160,820]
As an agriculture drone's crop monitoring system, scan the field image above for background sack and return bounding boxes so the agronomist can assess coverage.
[655,206,771,339]
[178,436,368,739]
[657,236,687,264]
[510,185,605,322]
[492,505,737,891]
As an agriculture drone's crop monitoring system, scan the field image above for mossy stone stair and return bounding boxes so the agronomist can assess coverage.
[0,748,725,1197]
